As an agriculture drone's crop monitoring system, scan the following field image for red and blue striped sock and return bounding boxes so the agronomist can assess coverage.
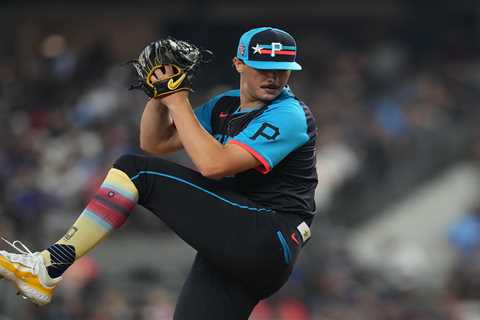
[43,168,138,278]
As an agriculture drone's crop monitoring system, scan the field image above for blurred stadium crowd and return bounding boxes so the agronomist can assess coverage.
[2,6,480,320]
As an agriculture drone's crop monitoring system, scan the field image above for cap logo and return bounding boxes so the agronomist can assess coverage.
[251,43,296,57]
[270,42,282,57]
[239,44,245,56]
[252,43,262,54]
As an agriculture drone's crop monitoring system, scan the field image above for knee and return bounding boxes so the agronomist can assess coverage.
[113,154,147,177]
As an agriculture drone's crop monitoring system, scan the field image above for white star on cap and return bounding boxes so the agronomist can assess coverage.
[252,44,262,54]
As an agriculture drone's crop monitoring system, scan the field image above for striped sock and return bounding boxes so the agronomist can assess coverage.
[43,168,138,278]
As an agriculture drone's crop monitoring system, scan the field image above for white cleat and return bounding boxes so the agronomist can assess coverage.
[0,238,62,306]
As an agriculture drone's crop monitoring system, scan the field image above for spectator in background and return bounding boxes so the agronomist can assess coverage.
[141,288,174,320]
[448,203,480,302]
[449,203,480,258]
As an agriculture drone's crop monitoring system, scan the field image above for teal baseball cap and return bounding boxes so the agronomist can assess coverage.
[236,27,302,71]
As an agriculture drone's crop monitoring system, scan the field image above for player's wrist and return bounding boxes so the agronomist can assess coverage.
[159,90,191,109]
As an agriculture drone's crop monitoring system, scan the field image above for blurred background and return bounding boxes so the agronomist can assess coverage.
[1,0,480,319]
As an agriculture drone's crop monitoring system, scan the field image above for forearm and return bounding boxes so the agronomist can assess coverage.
[139,98,180,154]
[167,97,226,176]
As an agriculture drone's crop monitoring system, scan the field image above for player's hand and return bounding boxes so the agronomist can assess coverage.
[151,64,190,107]
[150,64,173,83]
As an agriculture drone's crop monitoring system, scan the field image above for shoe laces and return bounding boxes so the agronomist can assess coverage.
[0,237,57,294]
[1,237,41,274]
[1,237,34,256]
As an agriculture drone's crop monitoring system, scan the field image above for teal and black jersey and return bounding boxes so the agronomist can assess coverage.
[194,87,318,217]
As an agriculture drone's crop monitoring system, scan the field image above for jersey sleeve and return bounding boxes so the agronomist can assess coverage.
[194,95,222,134]
[228,105,309,174]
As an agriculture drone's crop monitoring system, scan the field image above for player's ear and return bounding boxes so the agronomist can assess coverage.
[232,57,244,73]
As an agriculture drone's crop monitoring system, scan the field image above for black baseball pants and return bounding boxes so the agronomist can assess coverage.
[114,154,308,320]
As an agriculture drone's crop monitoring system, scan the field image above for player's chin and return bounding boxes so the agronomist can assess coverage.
[258,88,281,101]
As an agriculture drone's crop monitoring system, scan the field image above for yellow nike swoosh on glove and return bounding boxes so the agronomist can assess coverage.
[167,73,187,90]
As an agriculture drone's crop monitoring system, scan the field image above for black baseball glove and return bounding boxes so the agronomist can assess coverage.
[128,38,212,98]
